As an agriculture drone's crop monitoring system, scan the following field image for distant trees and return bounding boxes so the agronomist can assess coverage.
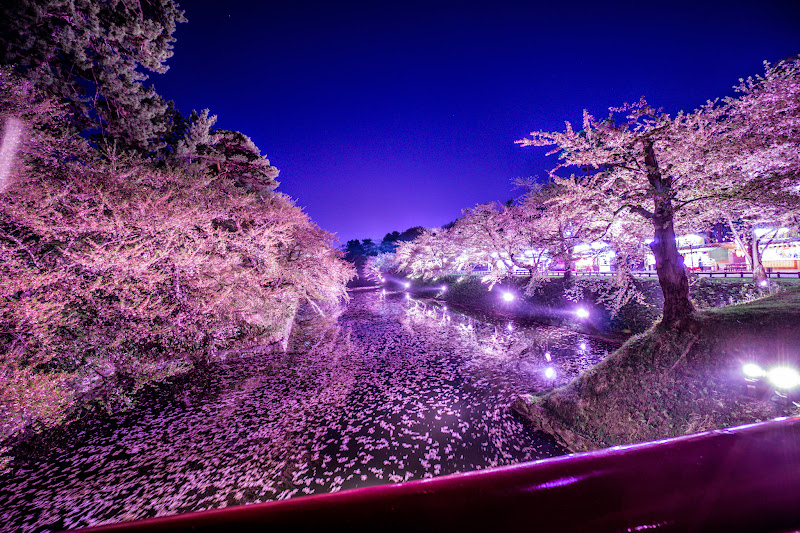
[344,227,423,264]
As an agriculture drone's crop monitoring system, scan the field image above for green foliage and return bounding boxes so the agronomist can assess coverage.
[172,109,280,192]
[0,0,186,154]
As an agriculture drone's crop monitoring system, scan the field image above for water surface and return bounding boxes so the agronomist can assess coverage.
[0,290,613,532]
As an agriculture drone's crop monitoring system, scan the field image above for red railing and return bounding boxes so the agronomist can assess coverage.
[72,417,800,532]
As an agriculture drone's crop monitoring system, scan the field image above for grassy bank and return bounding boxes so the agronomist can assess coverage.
[513,287,800,452]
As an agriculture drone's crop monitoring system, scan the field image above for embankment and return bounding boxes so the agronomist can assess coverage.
[512,288,800,452]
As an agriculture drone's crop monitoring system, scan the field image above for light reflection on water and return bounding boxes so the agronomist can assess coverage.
[387,291,613,392]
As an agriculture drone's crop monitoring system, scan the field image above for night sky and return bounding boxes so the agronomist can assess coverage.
[153,0,800,245]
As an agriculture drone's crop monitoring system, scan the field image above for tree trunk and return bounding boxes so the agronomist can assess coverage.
[280,300,299,352]
[724,215,753,270]
[563,247,574,282]
[752,237,768,283]
[644,140,694,325]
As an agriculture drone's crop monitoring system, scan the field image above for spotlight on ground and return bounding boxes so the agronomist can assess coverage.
[742,363,766,379]
[576,307,590,319]
[501,292,515,302]
[767,366,800,390]
[544,367,556,379]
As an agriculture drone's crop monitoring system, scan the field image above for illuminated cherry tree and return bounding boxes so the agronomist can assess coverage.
[517,98,736,325]
[395,227,464,278]
[683,57,800,282]
[0,70,353,444]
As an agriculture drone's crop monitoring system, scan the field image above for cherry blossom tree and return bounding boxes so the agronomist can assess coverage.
[395,227,462,278]
[681,57,800,283]
[721,57,800,196]
[517,98,739,325]
[0,70,353,444]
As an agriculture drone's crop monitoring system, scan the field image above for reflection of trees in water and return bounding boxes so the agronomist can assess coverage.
[397,296,611,391]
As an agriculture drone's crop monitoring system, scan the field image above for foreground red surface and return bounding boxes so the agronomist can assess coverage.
[72,417,800,532]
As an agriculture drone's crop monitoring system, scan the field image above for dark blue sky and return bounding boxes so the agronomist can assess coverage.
[153,0,799,245]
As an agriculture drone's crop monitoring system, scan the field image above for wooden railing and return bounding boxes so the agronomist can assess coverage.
[73,417,800,533]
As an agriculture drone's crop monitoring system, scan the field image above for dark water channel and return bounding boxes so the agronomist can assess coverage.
[0,290,615,532]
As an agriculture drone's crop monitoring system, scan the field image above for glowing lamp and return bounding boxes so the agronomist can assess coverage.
[576,307,590,319]
[742,363,765,378]
[501,292,515,302]
[441,285,447,291]
[404,282,411,288]
[767,366,800,390]
[544,367,556,379]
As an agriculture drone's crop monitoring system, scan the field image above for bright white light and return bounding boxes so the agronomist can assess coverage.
[441,285,447,291]
[576,308,590,319]
[544,367,556,379]
[404,282,410,288]
[759,280,768,287]
[502,292,515,302]
[545,352,551,362]
[405,293,410,300]
[507,323,514,331]
[579,343,587,350]
[742,363,765,378]
[381,289,386,295]
[768,366,800,390]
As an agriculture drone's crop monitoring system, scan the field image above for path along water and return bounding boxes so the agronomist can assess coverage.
[0,289,615,532]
